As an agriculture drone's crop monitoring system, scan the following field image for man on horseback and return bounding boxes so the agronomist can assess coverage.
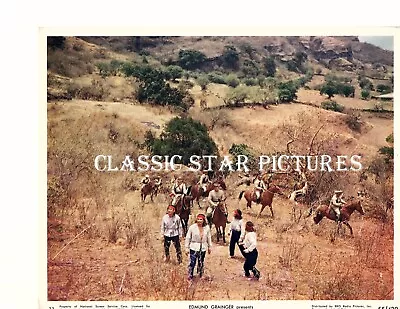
[330,190,346,222]
[140,174,151,190]
[171,176,187,208]
[254,174,267,204]
[198,170,211,196]
[154,175,162,190]
[206,183,226,226]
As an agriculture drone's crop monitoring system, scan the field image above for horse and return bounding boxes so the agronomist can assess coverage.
[190,179,227,209]
[313,199,365,236]
[238,184,283,218]
[212,200,228,243]
[174,194,194,236]
[140,181,156,202]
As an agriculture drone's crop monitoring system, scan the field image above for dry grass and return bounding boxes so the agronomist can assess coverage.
[47,83,393,301]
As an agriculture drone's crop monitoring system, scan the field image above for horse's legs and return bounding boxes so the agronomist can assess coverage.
[269,205,274,218]
[222,226,226,244]
[343,221,353,235]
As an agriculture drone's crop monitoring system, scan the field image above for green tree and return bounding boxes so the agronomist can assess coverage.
[165,65,183,81]
[376,84,392,94]
[178,49,207,70]
[148,117,218,165]
[222,45,239,70]
[361,89,370,100]
[48,36,66,49]
[242,59,259,77]
[320,81,337,99]
[263,57,276,77]
[278,81,298,102]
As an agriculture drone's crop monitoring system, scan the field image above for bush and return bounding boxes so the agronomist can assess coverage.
[178,49,207,70]
[228,144,258,171]
[243,77,258,86]
[196,75,209,90]
[263,57,276,77]
[345,113,362,132]
[376,84,392,94]
[242,59,259,77]
[48,36,66,50]
[222,45,239,70]
[225,74,240,88]
[321,100,344,113]
[361,89,370,100]
[207,72,226,84]
[278,81,298,103]
[147,117,218,165]
[358,76,374,90]
[164,65,183,81]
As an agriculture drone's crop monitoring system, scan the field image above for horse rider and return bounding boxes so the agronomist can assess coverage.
[237,172,251,186]
[206,183,227,226]
[198,170,211,195]
[330,190,346,222]
[171,176,187,208]
[153,176,162,194]
[140,174,151,190]
[253,174,267,204]
[289,181,309,205]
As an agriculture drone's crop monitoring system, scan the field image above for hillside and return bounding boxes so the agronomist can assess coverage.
[46,36,394,301]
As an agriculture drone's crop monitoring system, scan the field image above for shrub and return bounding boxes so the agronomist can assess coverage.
[345,113,362,132]
[196,75,209,90]
[178,49,207,70]
[242,59,259,77]
[228,144,258,171]
[165,65,183,81]
[321,100,344,113]
[278,81,298,103]
[376,84,392,94]
[207,72,226,84]
[243,77,258,86]
[225,74,240,88]
[222,45,239,70]
[263,57,276,77]
[147,117,218,165]
[361,89,370,100]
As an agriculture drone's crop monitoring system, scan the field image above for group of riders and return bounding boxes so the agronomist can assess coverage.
[141,171,350,224]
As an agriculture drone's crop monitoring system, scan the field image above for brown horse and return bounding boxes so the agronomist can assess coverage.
[140,181,156,202]
[212,201,228,243]
[313,199,365,235]
[174,194,193,236]
[238,184,283,218]
[190,179,227,208]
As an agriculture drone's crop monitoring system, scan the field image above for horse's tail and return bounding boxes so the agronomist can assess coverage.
[238,191,245,200]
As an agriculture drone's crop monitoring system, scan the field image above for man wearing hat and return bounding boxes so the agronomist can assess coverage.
[171,176,187,207]
[198,170,211,195]
[254,174,267,204]
[160,204,183,263]
[206,182,226,226]
[330,190,346,222]
[140,174,151,191]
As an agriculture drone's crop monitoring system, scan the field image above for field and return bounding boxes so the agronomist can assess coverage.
[46,36,394,302]
[47,96,393,301]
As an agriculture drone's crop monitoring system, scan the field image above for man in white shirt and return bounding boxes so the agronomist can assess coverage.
[160,205,183,263]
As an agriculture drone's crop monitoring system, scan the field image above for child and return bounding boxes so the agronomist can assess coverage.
[241,221,260,280]
[229,209,245,258]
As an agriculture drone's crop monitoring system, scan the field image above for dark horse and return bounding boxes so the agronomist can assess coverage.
[212,200,228,243]
[140,181,156,202]
[238,184,283,218]
[174,195,193,236]
[190,179,227,208]
[313,199,365,235]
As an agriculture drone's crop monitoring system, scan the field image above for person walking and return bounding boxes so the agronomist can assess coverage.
[160,205,183,264]
[240,221,260,280]
[229,209,245,258]
[184,213,212,282]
